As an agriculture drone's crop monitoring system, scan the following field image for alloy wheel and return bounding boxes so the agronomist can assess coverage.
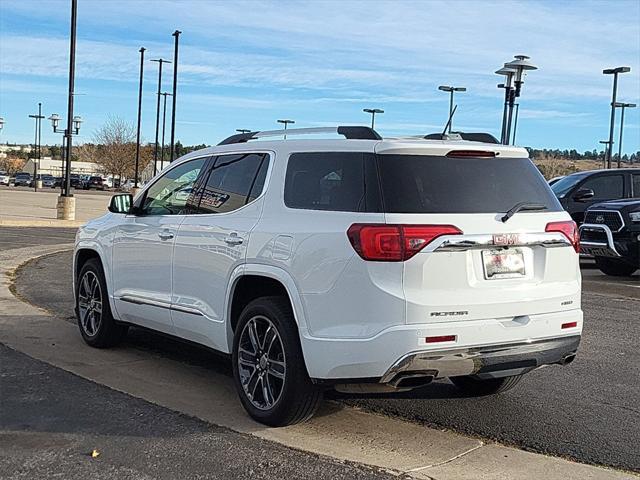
[237,315,286,410]
[78,271,102,337]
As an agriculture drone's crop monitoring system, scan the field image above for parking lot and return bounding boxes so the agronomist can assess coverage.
[1,226,638,474]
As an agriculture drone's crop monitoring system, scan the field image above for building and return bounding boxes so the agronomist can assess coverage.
[0,144,33,159]
[23,157,102,176]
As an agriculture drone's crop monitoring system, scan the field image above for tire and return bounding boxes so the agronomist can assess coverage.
[450,374,523,396]
[232,296,322,427]
[594,256,638,277]
[75,258,128,348]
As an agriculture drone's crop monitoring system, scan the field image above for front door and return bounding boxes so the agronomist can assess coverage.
[111,157,208,334]
[171,152,269,351]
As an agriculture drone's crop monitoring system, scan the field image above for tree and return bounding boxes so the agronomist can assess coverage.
[91,117,138,180]
[0,157,26,175]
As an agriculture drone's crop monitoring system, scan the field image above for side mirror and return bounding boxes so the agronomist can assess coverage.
[573,188,594,202]
[108,193,133,214]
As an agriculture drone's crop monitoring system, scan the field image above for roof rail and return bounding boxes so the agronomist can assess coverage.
[217,125,382,146]
[424,132,500,144]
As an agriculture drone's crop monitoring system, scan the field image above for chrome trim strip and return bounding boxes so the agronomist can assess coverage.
[584,210,625,233]
[380,335,581,383]
[579,224,621,257]
[428,232,570,252]
[117,295,204,316]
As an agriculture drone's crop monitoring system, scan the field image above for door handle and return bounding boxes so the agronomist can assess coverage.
[224,234,244,246]
[158,230,174,241]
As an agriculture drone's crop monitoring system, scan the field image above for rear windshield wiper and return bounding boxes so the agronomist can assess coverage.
[501,202,547,223]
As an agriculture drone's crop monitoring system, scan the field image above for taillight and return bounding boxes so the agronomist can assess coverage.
[545,220,579,253]
[347,224,462,261]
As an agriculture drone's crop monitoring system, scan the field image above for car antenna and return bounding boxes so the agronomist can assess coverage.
[441,105,457,136]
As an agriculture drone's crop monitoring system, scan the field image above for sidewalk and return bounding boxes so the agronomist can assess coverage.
[0,188,110,227]
[0,243,636,480]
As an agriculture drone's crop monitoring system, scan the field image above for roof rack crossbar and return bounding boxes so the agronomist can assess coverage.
[217,125,381,146]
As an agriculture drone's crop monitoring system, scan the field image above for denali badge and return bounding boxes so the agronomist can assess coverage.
[430,311,469,317]
[492,233,522,246]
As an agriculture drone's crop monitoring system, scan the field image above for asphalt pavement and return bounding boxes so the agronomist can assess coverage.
[0,344,394,480]
[4,226,640,472]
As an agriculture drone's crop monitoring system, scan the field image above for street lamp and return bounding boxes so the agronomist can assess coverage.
[134,46,146,191]
[599,140,611,169]
[277,119,295,139]
[151,58,172,176]
[437,87,465,133]
[0,117,5,133]
[603,66,631,169]
[495,67,516,144]
[363,108,384,129]
[614,101,636,167]
[169,30,182,164]
[28,103,45,192]
[49,113,82,195]
[160,92,173,171]
[502,55,537,145]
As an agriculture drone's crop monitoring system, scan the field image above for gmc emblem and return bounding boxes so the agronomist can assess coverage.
[493,233,522,246]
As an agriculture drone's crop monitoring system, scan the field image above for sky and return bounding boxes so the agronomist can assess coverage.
[1,0,639,154]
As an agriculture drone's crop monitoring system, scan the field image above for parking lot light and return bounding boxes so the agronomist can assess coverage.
[0,117,5,133]
[603,66,631,169]
[502,55,537,146]
[495,67,516,144]
[363,108,384,129]
[437,87,465,133]
[236,129,251,134]
[614,102,636,168]
[277,119,295,139]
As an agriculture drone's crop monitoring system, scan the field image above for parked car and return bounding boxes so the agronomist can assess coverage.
[0,171,10,186]
[14,172,32,187]
[34,174,55,188]
[548,176,565,186]
[84,176,106,190]
[550,168,640,224]
[74,126,583,426]
[580,198,640,276]
[69,173,82,188]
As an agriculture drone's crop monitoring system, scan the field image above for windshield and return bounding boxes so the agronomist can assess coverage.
[377,155,562,214]
[550,173,587,198]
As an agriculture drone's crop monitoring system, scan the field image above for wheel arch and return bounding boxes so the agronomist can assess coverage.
[74,244,118,318]
[225,264,309,352]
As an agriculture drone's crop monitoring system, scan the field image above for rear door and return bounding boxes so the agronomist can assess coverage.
[171,152,269,351]
[376,153,581,325]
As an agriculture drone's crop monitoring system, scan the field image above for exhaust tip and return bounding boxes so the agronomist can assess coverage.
[390,373,434,389]
[560,353,576,366]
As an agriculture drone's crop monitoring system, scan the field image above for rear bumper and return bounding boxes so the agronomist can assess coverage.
[301,309,583,380]
[380,335,580,383]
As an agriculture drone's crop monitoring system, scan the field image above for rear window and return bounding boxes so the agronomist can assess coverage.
[377,155,561,214]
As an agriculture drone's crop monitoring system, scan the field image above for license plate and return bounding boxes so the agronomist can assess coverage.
[482,248,525,279]
[581,246,616,258]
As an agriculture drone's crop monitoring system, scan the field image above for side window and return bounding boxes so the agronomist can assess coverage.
[632,174,640,198]
[284,152,380,212]
[141,158,206,215]
[580,175,624,200]
[198,153,267,214]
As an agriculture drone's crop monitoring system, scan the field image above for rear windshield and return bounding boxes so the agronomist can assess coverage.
[378,155,561,213]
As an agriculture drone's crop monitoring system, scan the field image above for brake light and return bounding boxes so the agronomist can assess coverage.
[545,220,579,253]
[562,321,578,329]
[446,150,496,158]
[425,335,457,343]
[347,224,462,261]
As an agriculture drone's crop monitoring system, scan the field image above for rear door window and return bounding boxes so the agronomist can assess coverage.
[377,155,561,213]
[284,152,381,212]
[197,153,267,214]
[580,175,624,200]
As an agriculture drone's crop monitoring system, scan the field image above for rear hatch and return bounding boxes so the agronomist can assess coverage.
[375,148,581,324]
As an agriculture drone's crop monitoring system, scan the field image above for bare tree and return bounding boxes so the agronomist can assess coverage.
[92,117,137,181]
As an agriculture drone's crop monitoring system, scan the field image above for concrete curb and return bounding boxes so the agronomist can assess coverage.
[0,245,636,480]
[0,218,85,227]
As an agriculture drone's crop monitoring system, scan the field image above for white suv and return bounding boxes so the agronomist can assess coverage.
[74,126,582,426]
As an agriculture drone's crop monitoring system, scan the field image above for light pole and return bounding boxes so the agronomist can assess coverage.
[603,66,631,169]
[236,129,251,134]
[160,92,172,171]
[599,140,611,169]
[512,103,520,145]
[277,119,295,139]
[169,30,181,163]
[134,47,146,191]
[0,117,4,134]
[437,87,465,133]
[503,55,537,145]
[614,101,636,168]
[28,103,45,191]
[495,67,516,144]
[151,58,171,176]
[363,108,384,129]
